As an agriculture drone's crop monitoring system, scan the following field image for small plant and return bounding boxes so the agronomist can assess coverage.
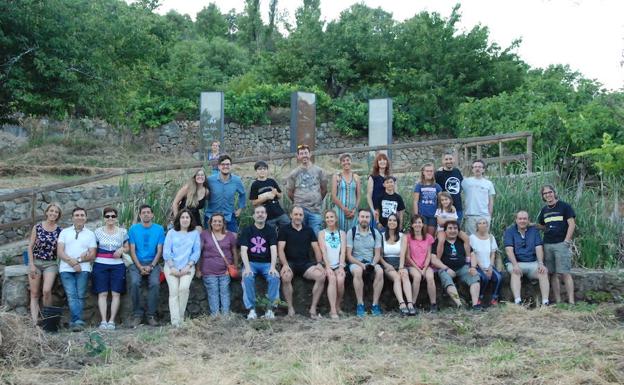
[85,331,111,360]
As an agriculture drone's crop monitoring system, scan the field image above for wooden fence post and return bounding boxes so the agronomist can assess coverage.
[526,134,533,174]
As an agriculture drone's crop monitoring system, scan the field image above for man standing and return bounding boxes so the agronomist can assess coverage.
[240,205,281,320]
[347,209,384,317]
[503,211,550,306]
[462,159,495,235]
[538,185,576,304]
[435,152,464,223]
[205,154,246,233]
[128,204,165,327]
[430,221,480,310]
[285,144,329,236]
[57,207,97,331]
[278,206,326,318]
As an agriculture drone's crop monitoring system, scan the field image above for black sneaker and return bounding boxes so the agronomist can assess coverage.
[429,304,439,313]
[471,304,483,311]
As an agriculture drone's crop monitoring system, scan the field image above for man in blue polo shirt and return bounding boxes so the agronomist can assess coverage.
[205,154,246,233]
[503,210,550,305]
[128,204,165,327]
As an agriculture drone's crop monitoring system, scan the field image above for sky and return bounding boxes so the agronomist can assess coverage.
[156,0,624,91]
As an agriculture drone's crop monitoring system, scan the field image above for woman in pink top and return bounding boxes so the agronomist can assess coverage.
[406,214,438,312]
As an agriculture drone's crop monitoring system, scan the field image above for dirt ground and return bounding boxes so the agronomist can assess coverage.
[1,303,623,385]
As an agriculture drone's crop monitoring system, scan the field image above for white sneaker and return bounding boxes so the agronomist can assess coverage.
[106,322,116,330]
[98,321,108,330]
[263,309,275,319]
[247,309,257,320]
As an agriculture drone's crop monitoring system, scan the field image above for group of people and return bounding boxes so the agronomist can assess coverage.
[26,143,577,329]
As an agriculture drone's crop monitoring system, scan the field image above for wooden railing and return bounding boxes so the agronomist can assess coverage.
[0,131,532,233]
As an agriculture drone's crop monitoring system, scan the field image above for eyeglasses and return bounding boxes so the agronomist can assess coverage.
[104,214,117,219]
[542,191,554,196]
[220,162,231,166]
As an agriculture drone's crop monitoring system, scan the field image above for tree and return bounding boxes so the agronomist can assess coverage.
[196,3,228,41]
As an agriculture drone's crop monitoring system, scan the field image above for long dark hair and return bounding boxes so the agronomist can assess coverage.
[173,208,197,231]
[384,213,400,243]
[409,214,427,240]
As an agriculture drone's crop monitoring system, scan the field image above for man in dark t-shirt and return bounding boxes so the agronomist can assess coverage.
[435,152,464,222]
[249,161,290,229]
[537,184,576,304]
[431,221,480,310]
[239,206,280,320]
[278,206,325,317]
[374,176,405,230]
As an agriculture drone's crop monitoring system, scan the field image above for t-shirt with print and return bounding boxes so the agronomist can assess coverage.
[238,224,278,264]
[58,226,97,273]
[285,164,328,214]
[435,168,463,211]
[278,224,317,265]
[249,178,285,220]
[538,200,576,244]
[469,234,498,269]
[413,183,443,217]
[94,226,128,265]
[432,238,467,271]
[374,192,406,228]
[461,177,495,216]
[128,223,166,265]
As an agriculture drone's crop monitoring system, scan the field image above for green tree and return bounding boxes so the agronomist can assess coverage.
[196,3,228,41]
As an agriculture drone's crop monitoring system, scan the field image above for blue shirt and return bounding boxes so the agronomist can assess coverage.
[503,224,543,263]
[205,173,246,222]
[163,229,201,269]
[128,223,165,264]
[413,183,442,217]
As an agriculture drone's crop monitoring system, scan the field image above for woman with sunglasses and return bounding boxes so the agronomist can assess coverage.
[27,203,63,325]
[317,210,346,318]
[171,167,209,230]
[93,207,129,330]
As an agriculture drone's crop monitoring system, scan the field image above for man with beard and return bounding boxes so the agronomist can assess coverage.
[435,152,464,223]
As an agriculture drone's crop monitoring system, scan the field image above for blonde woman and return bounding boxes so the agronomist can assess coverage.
[171,168,209,230]
[27,203,62,324]
[413,163,443,236]
[317,210,346,318]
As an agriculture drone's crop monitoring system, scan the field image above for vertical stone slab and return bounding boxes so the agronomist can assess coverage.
[200,92,224,160]
[290,92,316,153]
[368,98,393,160]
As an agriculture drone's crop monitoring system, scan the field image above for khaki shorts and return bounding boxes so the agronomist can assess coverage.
[438,265,479,289]
[505,261,539,279]
[33,259,59,274]
[544,242,572,274]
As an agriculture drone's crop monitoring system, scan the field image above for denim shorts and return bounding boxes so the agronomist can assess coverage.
[92,262,126,294]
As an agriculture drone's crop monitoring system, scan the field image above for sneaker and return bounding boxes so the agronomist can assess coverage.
[247,309,257,320]
[147,316,158,327]
[356,303,366,317]
[489,298,499,306]
[263,309,275,320]
[471,304,483,311]
[131,316,142,328]
[99,321,108,330]
[407,303,418,316]
[371,304,382,316]
[429,304,439,313]
[70,322,84,332]
[106,322,116,330]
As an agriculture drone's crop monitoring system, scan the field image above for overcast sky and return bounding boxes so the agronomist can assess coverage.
[156,0,624,91]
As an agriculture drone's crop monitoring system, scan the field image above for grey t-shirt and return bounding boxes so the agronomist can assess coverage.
[346,228,382,263]
[285,164,328,213]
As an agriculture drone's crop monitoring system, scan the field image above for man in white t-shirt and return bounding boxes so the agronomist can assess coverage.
[57,207,97,331]
[461,160,495,235]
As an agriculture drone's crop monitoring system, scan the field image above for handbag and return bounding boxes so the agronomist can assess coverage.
[211,232,239,279]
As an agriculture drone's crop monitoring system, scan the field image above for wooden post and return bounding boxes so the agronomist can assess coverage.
[498,141,504,175]
[464,146,468,167]
[476,145,482,160]
[31,192,37,229]
[526,134,533,174]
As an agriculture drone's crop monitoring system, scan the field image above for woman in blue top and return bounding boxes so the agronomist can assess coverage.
[412,163,443,236]
[163,209,201,327]
[331,153,361,232]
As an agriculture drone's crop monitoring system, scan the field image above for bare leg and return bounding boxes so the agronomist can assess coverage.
[386,269,404,306]
[280,270,295,316]
[400,269,413,304]
[41,272,56,307]
[446,285,462,306]
[352,266,364,304]
[425,268,437,305]
[372,267,384,305]
[304,267,326,316]
[537,271,550,304]
[326,270,337,316]
[336,269,346,313]
[409,268,423,304]
[28,272,42,324]
[110,292,121,323]
[98,292,108,323]
[510,272,522,301]
[551,274,561,303]
[470,283,480,306]
[563,273,575,304]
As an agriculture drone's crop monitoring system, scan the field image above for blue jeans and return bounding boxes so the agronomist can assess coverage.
[242,262,281,310]
[202,274,231,316]
[266,213,290,230]
[128,264,161,317]
[60,271,90,324]
[477,266,502,299]
[303,208,322,236]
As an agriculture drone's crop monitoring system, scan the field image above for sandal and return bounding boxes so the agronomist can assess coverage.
[329,313,339,320]
[399,302,409,316]
[407,302,417,316]
[310,312,323,320]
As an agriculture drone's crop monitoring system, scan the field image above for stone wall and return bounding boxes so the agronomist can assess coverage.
[1,266,622,327]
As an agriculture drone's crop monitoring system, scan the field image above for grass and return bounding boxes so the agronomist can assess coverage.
[2,304,624,384]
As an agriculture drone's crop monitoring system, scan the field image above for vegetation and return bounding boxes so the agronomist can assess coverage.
[2,0,622,154]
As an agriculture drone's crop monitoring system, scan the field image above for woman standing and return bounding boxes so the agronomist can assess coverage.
[317,210,346,318]
[27,203,62,324]
[93,207,129,330]
[331,153,361,232]
[406,214,438,312]
[470,217,502,306]
[163,209,201,326]
[413,163,443,236]
[171,168,209,230]
[380,214,416,315]
[198,213,238,316]
[366,152,393,229]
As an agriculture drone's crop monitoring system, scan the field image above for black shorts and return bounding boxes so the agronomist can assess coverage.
[289,261,316,277]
